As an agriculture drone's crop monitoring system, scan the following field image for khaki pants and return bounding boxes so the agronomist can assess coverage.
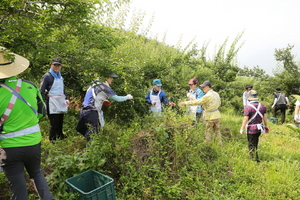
[205,118,221,143]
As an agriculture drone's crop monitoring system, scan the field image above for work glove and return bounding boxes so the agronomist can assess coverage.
[264,126,269,133]
[240,129,245,134]
[294,115,299,122]
[126,94,133,100]
[103,100,111,106]
[187,93,193,98]
[152,101,156,105]
[66,100,70,107]
[186,93,195,100]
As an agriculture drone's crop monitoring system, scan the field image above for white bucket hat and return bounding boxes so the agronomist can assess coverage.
[0,46,29,79]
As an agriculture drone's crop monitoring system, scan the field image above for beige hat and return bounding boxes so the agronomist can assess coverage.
[0,46,29,79]
[248,90,259,101]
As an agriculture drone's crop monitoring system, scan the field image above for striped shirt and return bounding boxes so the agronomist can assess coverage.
[244,102,266,134]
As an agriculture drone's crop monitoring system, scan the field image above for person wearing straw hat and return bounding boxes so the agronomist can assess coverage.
[40,57,69,141]
[0,46,54,199]
[240,90,269,162]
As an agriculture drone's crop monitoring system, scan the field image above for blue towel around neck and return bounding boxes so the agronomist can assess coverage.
[49,68,62,79]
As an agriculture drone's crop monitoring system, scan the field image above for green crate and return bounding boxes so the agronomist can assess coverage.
[66,170,116,200]
[267,117,278,124]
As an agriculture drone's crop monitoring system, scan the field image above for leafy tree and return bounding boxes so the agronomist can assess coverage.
[238,65,269,79]
[273,44,300,96]
[210,32,244,83]
[0,0,128,99]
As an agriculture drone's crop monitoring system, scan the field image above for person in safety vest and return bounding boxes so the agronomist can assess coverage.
[40,58,69,141]
[178,80,222,143]
[240,90,269,162]
[145,79,175,117]
[186,78,204,122]
[0,46,54,199]
[271,88,290,124]
[76,73,133,141]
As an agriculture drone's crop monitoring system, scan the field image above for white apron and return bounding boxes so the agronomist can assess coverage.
[48,77,68,114]
[91,87,107,128]
[150,89,162,116]
[187,91,198,120]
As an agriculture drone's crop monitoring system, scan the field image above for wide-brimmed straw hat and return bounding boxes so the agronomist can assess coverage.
[248,90,259,101]
[0,46,29,79]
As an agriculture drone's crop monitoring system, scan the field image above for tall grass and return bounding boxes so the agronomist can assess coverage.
[1,108,300,199]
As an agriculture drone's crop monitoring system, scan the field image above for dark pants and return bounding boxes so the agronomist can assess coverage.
[48,113,65,141]
[1,144,54,200]
[247,133,261,161]
[76,109,99,141]
[273,104,287,124]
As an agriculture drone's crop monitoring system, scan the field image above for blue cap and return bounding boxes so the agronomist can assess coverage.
[152,79,162,86]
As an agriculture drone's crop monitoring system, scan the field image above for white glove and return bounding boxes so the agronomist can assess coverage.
[187,93,196,100]
[240,129,244,134]
[126,94,133,100]
[187,93,193,98]
[294,115,299,122]
[65,100,70,107]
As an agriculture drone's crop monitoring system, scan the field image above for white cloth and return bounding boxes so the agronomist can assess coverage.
[187,91,198,120]
[127,94,133,100]
[48,78,68,114]
[150,89,162,116]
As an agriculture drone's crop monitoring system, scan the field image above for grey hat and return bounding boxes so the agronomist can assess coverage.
[109,73,118,78]
[200,80,211,87]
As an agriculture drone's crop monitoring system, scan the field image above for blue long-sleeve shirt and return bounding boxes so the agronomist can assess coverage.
[145,89,169,105]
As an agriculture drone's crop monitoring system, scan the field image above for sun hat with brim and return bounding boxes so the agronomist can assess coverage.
[248,90,259,101]
[109,73,118,78]
[0,46,29,79]
[152,79,162,86]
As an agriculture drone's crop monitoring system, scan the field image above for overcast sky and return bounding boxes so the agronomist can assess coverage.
[128,0,300,75]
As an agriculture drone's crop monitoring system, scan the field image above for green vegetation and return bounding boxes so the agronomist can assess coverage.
[2,109,300,199]
[1,0,300,199]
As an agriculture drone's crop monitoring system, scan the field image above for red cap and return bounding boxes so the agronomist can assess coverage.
[188,78,198,85]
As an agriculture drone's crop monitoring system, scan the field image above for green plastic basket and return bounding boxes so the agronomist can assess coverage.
[66,170,116,200]
[267,117,278,124]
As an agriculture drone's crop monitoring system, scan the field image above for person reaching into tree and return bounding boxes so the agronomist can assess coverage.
[145,79,175,117]
[76,73,133,141]
[186,78,204,122]
[178,80,222,143]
